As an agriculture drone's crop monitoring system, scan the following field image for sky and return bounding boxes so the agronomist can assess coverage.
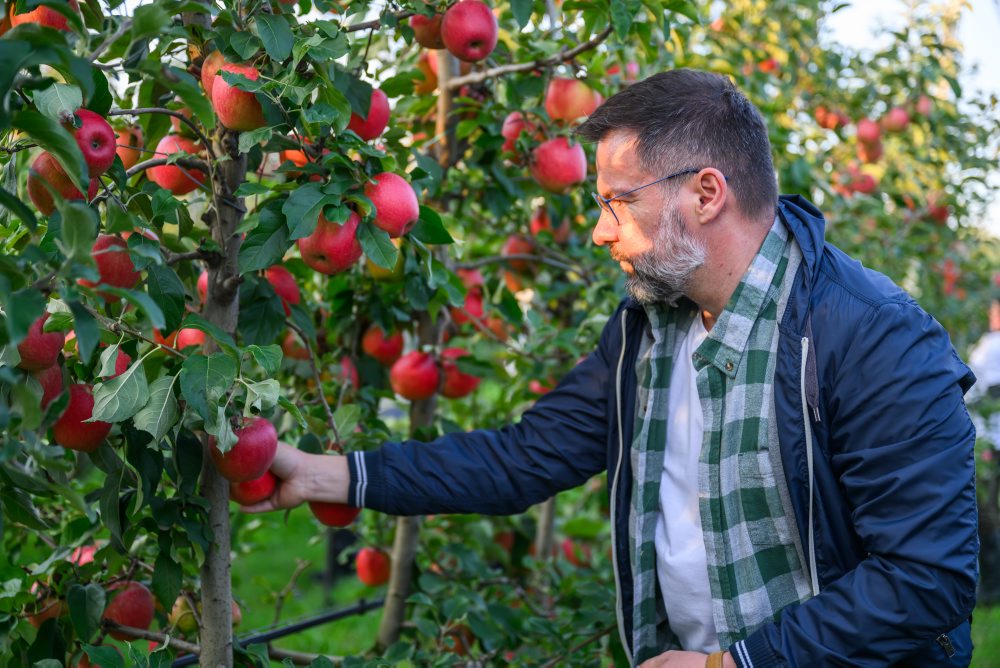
[824,0,1000,237]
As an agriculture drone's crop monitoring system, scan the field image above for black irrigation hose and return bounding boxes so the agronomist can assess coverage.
[171,598,385,666]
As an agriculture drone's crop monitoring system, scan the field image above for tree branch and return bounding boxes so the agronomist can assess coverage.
[344,10,413,32]
[271,558,311,626]
[126,156,211,180]
[286,319,341,446]
[107,108,216,158]
[164,248,221,266]
[457,253,589,281]
[446,25,614,90]
[87,18,133,62]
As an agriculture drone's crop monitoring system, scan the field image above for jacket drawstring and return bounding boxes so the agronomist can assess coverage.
[612,309,633,665]
[801,336,821,597]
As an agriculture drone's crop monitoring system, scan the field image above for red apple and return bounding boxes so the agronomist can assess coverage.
[78,234,140,294]
[27,596,64,628]
[365,172,419,238]
[607,62,639,81]
[356,547,391,586]
[103,581,154,640]
[410,12,445,49]
[175,328,206,350]
[27,152,98,216]
[390,350,440,400]
[17,313,65,371]
[230,470,277,505]
[361,324,404,366]
[51,384,111,452]
[115,125,144,171]
[530,137,587,193]
[337,356,360,390]
[34,363,64,409]
[561,538,592,567]
[414,52,438,95]
[297,210,363,274]
[69,544,96,566]
[456,268,484,291]
[450,288,484,326]
[927,192,950,224]
[153,328,177,348]
[757,57,779,74]
[853,173,877,195]
[308,501,361,527]
[529,206,570,243]
[502,234,534,272]
[197,270,208,303]
[440,348,480,398]
[264,265,301,316]
[200,50,226,97]
[212,62,267,131]
[500,111,540,158]
[544,78,603,124]
[528,378,553,395]
[347,89,390,141]
[147,135,206,196]
[915,95,933,117]
[281,330,310,360]
[65,110,116,177]
[441,0,497,63]
[11,0,77,30]
[209,416,278,483]
[857,140,883,164]
[103,348,132,379]
[882,106,910,133]
[856,118,881,145]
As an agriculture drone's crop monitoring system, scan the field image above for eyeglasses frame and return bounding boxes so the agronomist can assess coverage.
[591,168,704,226]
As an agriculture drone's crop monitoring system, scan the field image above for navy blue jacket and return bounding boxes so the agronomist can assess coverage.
[348,196,979,666]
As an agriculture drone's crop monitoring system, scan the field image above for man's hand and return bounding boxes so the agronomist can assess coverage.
[639,650,736,668]
[240,442,351,513]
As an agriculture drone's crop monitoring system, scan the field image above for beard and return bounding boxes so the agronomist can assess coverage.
[614,206,706,306]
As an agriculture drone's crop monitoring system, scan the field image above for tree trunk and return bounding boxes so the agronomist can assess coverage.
[197,129,247,668]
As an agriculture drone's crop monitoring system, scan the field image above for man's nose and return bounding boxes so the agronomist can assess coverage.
[591,208,619,247]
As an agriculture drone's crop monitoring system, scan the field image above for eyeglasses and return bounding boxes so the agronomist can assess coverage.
[591,168,702,226]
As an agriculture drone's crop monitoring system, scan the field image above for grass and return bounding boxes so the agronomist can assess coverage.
[974,604,1000,667]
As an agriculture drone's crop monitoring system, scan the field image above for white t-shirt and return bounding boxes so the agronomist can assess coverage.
[654,313,719,651]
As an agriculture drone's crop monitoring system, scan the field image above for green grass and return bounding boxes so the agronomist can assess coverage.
[973,604,1000,667]
[229,506,382,662]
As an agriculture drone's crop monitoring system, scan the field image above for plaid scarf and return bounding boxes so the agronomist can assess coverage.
[629,218,814,662]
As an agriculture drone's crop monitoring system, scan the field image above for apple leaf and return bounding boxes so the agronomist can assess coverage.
[179,353,238,423]
[98,465,125,552]
[96,344,121,378]
[67,584,105,642]
[3,287,45,343]
[246,344,282,375]
[134,375,179,443]
[205,404,238,453]
[230,31,262,60]
[219,69,268,93]
[610,0,641,40]
[12,110,89,193]
[278,396,307,429]
[333,404,361,438]
[239,200,292,274]
[283,183,337,240]
[511,0,533,28]
[237,277,286,345]
[0,486,49,531]
[410,206,454,245]
[151,551,182,611]
[357,221,398,270]
[91,358,150,423]
[99,287,165,331]
[238,126,272,154]
[244,379,279,415]
[81,644,125,668]
[146,264,186,335]
[131,4,171,41]
[67,300,98,364]
[58,201,98,262]
[12,382,42,431]
[32,83,82,124]
[169,66,215,132]
[179,313,239,360]
[0,186,38,231]
[255,14,294,62]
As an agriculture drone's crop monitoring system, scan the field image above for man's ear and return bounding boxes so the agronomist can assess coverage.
[692,168,727,224]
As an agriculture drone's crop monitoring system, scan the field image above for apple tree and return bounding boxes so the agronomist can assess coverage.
[0,0,997,665]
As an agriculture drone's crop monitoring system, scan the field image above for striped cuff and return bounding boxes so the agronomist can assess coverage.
[730,631,780,668]
[347,451,368,508]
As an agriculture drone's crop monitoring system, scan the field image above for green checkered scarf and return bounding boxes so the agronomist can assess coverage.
[629,218,814,662]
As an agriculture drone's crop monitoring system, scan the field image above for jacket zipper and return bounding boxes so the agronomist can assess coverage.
[801,336,821,597]
[936,633,956,658]
[611,309,633,665]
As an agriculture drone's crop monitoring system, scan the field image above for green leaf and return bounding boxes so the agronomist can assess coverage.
[282,183,336,240]
[32,83,82,123]
[68,300,98,363]
[230,32,262,60]
[254,14,294,62]
[146,264,186,335]
[244,379,279,415]
[246,344,282,375]
[180,313,239,359]
[301,101,345,126]
[170,66,215,133]
[85,68,113,116]
[67,584,105,642]
[134,375,179,442]
[173,429,203,496]
[151,551,182,611]
[409,205,454,244]
[610,0,639,40]
[0,487,49,531]
[3,288,44,343]
[238,126,273,154]
[12,109,88,192]
[131,4,170,40]
[59,202,98,261]
[333,404,361,437]
[96,344,121,378]
[511,0,533,28]
[239,200,292,274]
[99,287,164,331]
[12,382,42,431]
[237,277,286,345]
[0,187,38,230]
[234,182,271,197]
[278,395,306,428]
[91,360,150,423]
[219,69,268,92]
[205,404,238,452]
[179,353,238,423]
[99,467,125,552]
[82,644,125,668]
[357,221,397,270]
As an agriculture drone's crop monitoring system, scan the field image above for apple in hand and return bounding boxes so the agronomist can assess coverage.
[356,547,391,586]
[52,384,111,452]
[390,351,440,400]
[147,135,206,196]
[365,172,419,238]
[530,137,587,193]
[17,313,65,371]
[361,324,404,366]
[441,0,498,63]
[77,234,141,295]
[103,581,155,640]
[212,62,267,131]
[209,416,278,483]
[309,501,361,527]
[347,88,390,141]
[230,470,277,505]
[297,210,363,275]
[27,152,98,216]
[440,348,480,399]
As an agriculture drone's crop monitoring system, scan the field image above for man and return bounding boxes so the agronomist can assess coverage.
[247,70,979,667]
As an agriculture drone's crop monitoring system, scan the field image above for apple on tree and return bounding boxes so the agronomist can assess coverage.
[281,330,311,360]
[103,581,155,640]
[212,62,267,131]
[51,384,111,452]
[297,210,364,275]
[26,152,99,216]
[147,135,207,196]
[450,288,484,327]
[356,547,391,586]
[209,416,278,483]
[347,88,390,141]
[440,348,481,399]
[114,125,144,171]
[10,0,77,31]
[390,350,440,401]
[230,470,277,505]
[200,49,226,96]
[33,363,64,409]
[501,234,534,272]
[361,324,404,367]
[64,109,116,177]
[530,137,587,193]
[410,11,445,49]
[529,206,571,244]
[17,313,65,371]
[544,78,603,124]
[441,0,498,63]
[365,172,420,238]
[264,265,301,316]
[77,234,141,297]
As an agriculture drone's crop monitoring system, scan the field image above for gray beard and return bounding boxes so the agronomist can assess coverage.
[620,207,706,306]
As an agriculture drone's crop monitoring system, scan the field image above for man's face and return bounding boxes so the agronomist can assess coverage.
[592,131,706,305]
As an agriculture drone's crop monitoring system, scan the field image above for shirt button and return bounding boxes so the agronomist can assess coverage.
[725,361,734,372]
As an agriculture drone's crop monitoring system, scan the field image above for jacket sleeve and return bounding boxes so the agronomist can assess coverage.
[345,302,627,516]
[733,300,979,667]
